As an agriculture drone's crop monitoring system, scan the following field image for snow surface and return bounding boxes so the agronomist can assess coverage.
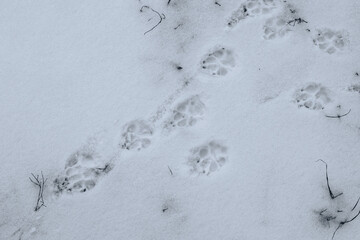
[1,0,360,239]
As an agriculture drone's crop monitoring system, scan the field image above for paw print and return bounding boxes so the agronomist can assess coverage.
[313,29,349,54]
[200,46,235,76]
[120,120,153,151]
[293,83,332,110]
[263,16,291,39]
[187,141,228,175]
[164,95,205,131]
[227,0,278,28]
[54,145,112,194]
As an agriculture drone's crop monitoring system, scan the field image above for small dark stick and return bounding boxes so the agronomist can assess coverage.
[332,210,360,239]
[174,23,183,30]
[325,109,351,119]
[140,6,166,35]
[215,1,221,6]
[351,197,360,211]
[288,18,308,26]
[168,166,173,175]
[317,159,343,199]
[29,172,47,211]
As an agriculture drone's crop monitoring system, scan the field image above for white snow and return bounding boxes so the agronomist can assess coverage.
[1,0,360,239]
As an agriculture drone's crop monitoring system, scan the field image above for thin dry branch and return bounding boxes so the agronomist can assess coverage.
[168,166,173,175]
[317,159,343,199]
[174,23,183,30]
[332,210,360,239]
[140,6,166,35]
[287,18,308,26]
[325,109,351,119]
[29,172,47,211]
[351,197,360,211]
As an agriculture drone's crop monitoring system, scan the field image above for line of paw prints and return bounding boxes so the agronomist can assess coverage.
[54,148,112,194]
[163,95,206,131]
[226,0,350,54]
[312,28,349,54]
[187,140,228,175]
[293,83,332,110]
[227,0,279,28]
[120,120,154,151]
[200,46,236,77]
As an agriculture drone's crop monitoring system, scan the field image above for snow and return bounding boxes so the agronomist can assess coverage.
[1,0,360,239]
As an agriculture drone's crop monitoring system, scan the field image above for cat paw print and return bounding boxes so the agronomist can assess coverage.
[262,3,305,40]
[164,95,205,131]
[120,120,153,151]
[293,83,332,110]
[348,84,360,94]
[227,0,278,28]
[263,15,292,40]
[200,46,235,76]
[313,29,349,54]
[187,141,228,175]
[54,147,112,194]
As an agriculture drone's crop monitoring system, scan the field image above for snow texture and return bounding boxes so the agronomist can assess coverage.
[1,0,360,239]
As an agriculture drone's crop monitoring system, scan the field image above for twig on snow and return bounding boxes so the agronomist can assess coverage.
[174,23,183,30]
[29,172,47,211]
[351,197,360,211]
[168,166,173,175]
[287,18,308,26]
[317,159,343,199]
[332,210,360,239]
[140,6,166,35]
[325,109,351,119]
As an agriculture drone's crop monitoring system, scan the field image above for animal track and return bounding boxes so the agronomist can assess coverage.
[227,0,278,28]
[313,29,348,54]
[120,120,153,151]
[187,141,228,175]
[262,3,304,40]
[263,16,292,40]
[54,145,112,194]
[200,46,235,76]
[293,83,332,110]
[164,95,205,130]
[348,84,360,94]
